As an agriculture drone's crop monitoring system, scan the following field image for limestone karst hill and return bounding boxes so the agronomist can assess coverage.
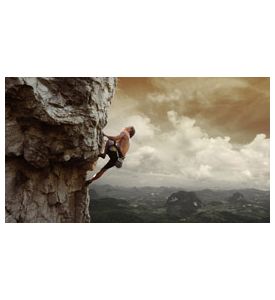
[166,191,202,218]
[5,77,116,222]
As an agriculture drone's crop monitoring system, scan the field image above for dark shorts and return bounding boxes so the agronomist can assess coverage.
[102,147,119,170]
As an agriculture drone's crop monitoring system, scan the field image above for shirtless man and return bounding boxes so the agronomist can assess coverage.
[85,126,135,185]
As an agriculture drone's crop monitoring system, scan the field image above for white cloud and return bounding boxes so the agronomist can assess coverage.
[98,94,269,190]
[111,111,270,190]
[148,89,181,103]
[126,115,159,141]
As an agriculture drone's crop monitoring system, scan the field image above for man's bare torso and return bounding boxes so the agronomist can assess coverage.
[116,130,130,157]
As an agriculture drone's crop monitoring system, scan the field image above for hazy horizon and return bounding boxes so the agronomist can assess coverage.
[92,77,270,190]
[92,183,270,192]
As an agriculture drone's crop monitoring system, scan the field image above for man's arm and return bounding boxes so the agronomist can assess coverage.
[103,131,125,141]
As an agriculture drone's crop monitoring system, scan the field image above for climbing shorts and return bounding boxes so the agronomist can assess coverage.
[101,143,124,170]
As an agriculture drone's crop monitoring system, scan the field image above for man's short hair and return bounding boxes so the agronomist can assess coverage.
[129,126,135,138]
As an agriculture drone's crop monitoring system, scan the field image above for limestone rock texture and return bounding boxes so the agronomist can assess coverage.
[5,77,116,222]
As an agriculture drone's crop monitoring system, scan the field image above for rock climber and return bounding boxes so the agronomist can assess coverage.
[85,126,136,185]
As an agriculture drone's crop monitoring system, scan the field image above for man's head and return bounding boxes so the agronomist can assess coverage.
[125,126,136,138]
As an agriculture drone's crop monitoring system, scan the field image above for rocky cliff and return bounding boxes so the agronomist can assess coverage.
[5,77,116,222]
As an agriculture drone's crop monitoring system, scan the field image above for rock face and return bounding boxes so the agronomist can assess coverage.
[166,191,202,218]
[5,77,116,222]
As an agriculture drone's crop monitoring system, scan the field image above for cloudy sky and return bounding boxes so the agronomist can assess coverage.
[95,77,269,190]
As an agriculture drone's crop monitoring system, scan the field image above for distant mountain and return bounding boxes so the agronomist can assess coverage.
[89,189,99,200]
[227,192,248,205]
[166,191,202,218]
[196,188,269,204]
[89,185,270,223]
[90,184,176,202]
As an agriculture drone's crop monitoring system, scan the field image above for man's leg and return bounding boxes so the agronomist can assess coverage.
[86,150,116,185]
[86,168,107,185]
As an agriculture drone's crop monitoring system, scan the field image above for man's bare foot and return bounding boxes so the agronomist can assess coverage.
[85,178,93,186]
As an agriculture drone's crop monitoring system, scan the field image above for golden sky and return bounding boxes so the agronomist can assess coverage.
[116,77,270,144]
[96,77,270,189]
